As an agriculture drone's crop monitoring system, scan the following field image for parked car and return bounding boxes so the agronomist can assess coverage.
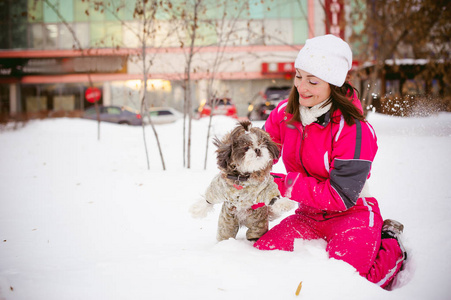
[147,107,183,124]
[82,105,143,126]
[248,86,291,120]
[196,98,238,119]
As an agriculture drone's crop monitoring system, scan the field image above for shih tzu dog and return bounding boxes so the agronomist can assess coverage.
[190,120,294,241]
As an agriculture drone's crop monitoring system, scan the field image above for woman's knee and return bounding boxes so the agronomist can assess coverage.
[253,214,318,251]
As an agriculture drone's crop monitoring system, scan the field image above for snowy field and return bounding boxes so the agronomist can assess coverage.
[1,112,451,300]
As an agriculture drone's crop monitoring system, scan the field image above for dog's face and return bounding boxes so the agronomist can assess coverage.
[214,121,279,174]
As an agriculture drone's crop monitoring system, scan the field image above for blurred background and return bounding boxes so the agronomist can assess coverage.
[0,0,449,123]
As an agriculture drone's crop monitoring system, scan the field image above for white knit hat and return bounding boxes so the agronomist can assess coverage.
[295,34,352,87]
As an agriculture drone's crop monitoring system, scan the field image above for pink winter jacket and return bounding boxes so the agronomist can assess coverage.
[265,97,378,218]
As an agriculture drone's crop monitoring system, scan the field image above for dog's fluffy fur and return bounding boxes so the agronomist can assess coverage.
[190,120,295,241]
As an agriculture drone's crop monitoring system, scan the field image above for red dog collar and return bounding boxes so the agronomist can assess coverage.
[251,203,265,210]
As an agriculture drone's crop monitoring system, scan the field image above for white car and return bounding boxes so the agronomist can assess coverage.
[146,107,183,124]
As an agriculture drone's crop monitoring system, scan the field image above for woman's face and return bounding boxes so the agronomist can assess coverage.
[294,69,331,107]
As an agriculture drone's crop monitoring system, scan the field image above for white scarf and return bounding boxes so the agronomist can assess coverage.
[299,98,332,126]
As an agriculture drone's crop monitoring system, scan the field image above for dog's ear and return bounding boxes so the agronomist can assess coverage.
[213,136,233,171]
[264,134,280,160]
[239,120,252,131]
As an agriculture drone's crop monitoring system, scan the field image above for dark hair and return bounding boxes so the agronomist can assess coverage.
[286,82,364,126]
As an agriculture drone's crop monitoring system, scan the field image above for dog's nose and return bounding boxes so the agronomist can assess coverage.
[255,148,261,156]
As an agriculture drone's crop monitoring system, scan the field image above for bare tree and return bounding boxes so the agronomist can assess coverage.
[349,0,451,115]
[96,0,171,170]
[202,1,252,170]
[132,0,167,170]
[173,0,266,169]
[171,0,204,169]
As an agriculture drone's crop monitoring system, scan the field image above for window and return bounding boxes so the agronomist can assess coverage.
[106,107,121,115]
[29,24,43,49]
[59,24,74,49]
[104,21,122,47]
[150,110,173,117]
[122,21,141,48]
[90,22,105,47]
[264,19,292,45]
[44,24,58,49]
[158,110,172,116]
[28,0,43,23]
[11,23,28,49]
[74,23,90,49]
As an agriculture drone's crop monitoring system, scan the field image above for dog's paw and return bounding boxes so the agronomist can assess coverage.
[189,199,214,219]
[274,197,296,212]
[268,197,296,221]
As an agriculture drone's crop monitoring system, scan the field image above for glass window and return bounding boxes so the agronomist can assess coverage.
[74,23,90,49]
[292,19,308,44]
[0,27,9,49]
[224,20,249,46]
[264,19,292,45]
[106,107,121,115]
[263,2,279,19]
[59,0,74,23]
[59,23,74,49]
[26,96,47,112]
[276,0,293,19]
[84,106,96,115]
[42,0,74,23]
[29,23,44,49]
[74,0,89,22]
[43,1,59,23]
[220,1,245,20]
[0,0,9,48]
[0,84,10,114]
[28,0,43,23]
[90,22,105,47]
[44,24,58,49]
[108,0,135,21]
[111,81,141,109]
[247,20,264,45]
[194,22,217,46]
[0,0,9,21]
[122,21,141,48]
[10,0,28,23]
[247,0,264,19]
[88,3,105,22]
[53,95,75,111]
[104,21,122,47]
[11,23,28,49]
[105,1,123,22]
[290,0,308,19]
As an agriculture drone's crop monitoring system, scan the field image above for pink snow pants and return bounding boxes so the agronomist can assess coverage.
[254,197,404,288]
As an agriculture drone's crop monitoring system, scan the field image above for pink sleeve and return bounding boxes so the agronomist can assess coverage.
[283,119,377,212]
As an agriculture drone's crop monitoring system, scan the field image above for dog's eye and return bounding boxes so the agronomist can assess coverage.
[244,146,250,151]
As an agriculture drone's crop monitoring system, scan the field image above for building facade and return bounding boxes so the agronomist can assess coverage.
[0,0,349,118]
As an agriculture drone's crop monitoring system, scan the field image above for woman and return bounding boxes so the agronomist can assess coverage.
[254,35,407,289]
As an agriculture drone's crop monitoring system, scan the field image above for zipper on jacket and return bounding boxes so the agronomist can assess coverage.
[300,125,310,176]
[291,124,310,177]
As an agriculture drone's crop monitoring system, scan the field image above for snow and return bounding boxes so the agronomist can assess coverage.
[1,112,451,299]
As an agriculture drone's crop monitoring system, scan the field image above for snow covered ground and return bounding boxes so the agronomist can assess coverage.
[1,112,451,300]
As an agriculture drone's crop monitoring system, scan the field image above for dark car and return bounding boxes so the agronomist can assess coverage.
[248,86,291,120]
[196,98,238,119]
[82,105,143,126]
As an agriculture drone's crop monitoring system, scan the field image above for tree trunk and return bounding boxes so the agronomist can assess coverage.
[141,1,166,171]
